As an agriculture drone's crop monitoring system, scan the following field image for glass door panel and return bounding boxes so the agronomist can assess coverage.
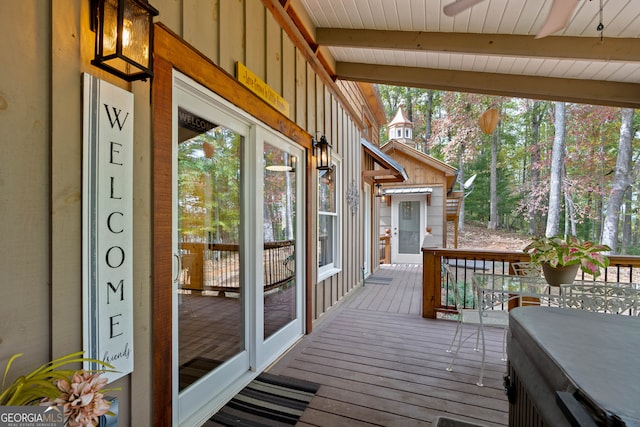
[176,107,244,390]
[398,200,421,254]
[263,143,297,340]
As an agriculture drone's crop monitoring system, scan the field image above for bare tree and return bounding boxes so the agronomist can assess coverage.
[602,108,636,252]
[546,102,566,237]
[424,90,434,154]
[528,101,546,234]
[488,118,499,230]
[458,141,466,233]
[622,187,632,253]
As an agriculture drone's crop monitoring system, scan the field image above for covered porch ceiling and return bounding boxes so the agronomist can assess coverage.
[278,0,640,108]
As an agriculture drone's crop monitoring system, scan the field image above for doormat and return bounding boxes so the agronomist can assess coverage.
[205,372,320,426]
[179,357,223,391]
[365,276,394,285]
[434,416,489,427]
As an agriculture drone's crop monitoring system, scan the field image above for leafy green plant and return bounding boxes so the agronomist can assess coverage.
[523,235,610,278]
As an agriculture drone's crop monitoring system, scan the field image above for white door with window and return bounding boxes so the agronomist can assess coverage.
[172,71,305,426]
[391,195,426,263]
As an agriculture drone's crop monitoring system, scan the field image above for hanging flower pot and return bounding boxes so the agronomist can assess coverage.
[202,141,215,158]
[478,108,499,134]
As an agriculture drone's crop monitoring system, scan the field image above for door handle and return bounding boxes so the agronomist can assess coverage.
[173,253,181,283]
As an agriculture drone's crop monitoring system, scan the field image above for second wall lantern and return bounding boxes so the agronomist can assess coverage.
[91,0,159,81]
[313,135,332,171]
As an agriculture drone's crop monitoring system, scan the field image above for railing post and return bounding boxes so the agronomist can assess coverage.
[384,229,391,264]
[422,250,441,319]
[379,229,391,264]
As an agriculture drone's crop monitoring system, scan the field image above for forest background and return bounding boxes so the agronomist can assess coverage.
[377,86,639,254]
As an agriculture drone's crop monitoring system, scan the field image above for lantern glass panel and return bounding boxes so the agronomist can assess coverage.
[122,0,152,68]
[102,0,119,56]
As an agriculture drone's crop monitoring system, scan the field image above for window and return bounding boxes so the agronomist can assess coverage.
[318,160,341,279]
[405,128,411,139]
[396,129,401,138]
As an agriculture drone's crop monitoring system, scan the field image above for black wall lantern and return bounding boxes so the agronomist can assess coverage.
[374,183,385,198]
[91,0,159,81]
[313,135,332,171]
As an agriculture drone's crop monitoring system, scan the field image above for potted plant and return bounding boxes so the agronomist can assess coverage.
[0,352,116,426]
[523,235,610,286]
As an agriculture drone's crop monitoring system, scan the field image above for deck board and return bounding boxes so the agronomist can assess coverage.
[268,264,509,426]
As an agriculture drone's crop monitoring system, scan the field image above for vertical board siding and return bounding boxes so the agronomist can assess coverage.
[219,0,244,75]
[245,0,266,78]
[316,76,323,133]
[266,12,282,94]
[307,65,316,133]
[183,0,219,62]
[295,50,306,128]
[282,35,295,110]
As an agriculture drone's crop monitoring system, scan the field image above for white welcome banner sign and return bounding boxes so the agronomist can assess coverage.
[82,73,134,382]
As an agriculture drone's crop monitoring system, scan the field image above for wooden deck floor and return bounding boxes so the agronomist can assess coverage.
[268,264,509,426]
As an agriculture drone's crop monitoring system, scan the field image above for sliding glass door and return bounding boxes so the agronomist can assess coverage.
[172,72,304,425]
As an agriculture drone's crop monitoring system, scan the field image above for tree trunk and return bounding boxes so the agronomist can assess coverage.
[595,133,606,241]
[424,90,433,154]
[565,189,576,235]
[264,197,275,242]
[528,101,544,235]
[458,143,466,233]
[622,187,632,254]
[284,162,294,240]
[488,119,499,230]
[545,102,566,237]
[602,108,635,253]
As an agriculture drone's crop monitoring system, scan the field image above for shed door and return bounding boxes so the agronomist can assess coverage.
[391,196,426,263]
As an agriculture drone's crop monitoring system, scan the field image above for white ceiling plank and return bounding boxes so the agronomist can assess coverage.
[552,60,578,79]
[508,57,532,75]
[379,0,401,30]
[607,0,640,36]
[514,2,545,34]
[408,0,428,30]
[526,58,546,76]
[499,0,526,34]
[339,0,365,29]
[579,61,611,81]
[606,63,640,83]
[482,0,510,33]
[395,0,415,30]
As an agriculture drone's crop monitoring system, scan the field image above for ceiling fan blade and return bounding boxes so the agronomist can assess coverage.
[443,0,487,17]
[535,0,579,38]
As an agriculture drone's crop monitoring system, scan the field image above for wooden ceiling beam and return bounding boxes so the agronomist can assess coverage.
[316,29,640,62]
[335,62,640,109]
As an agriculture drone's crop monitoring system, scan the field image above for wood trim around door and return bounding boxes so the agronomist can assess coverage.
[151,22,314,426]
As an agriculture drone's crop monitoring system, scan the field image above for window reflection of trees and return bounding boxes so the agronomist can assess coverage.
[178,127,241,244]
[264,144,296,243]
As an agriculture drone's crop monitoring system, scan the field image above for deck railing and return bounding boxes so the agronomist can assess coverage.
[422,248,640,318]
[180,240,295,295]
